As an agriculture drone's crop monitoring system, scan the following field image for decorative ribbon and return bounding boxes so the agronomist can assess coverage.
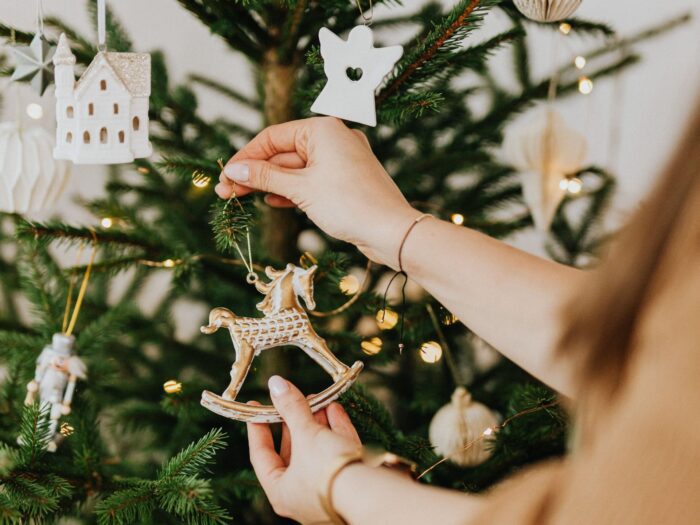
[97,0,107,51]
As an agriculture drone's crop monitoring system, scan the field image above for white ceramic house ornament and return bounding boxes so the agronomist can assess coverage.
[52,33,152,164]
[311,26,403,127]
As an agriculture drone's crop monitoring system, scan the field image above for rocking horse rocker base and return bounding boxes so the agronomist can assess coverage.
[200,264,364,424]
[201,361,363,424]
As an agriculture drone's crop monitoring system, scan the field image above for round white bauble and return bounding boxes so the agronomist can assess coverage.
[429,387,499,467]
[0,121,70,214]
[513,0,581,22]
[503,108,587,231]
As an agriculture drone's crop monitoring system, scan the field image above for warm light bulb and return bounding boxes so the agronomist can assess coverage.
[482,427,495,437]
[442,313,458,326]
[376,308,399,330]
[578,77,594,95]
[26,103,43,120]
[193,176,211,188]
[559,22,572,35]
[566,178,583,194]
[59,423,75,436]
[163,379,183,394]
[451,213,465,226]
[101,217,114,229]
[559,179,570,191]
[339,274,360,295]
[361,337,383,356]
[574,56,587,70]
[419,341,443,363]
[137,166,150,174]
[163,259,176,268]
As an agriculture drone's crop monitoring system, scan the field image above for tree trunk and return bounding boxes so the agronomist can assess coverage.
[257,48,301,382]
[260,48,301,263]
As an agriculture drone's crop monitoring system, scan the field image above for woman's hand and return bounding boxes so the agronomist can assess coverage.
[247,375,362,523]
[216,117,420,269]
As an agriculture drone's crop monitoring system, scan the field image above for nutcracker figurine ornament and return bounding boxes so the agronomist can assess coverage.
[24,333,87,451]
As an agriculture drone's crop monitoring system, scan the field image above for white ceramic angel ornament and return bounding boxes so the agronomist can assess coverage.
[24,333,87,451]
[311,25,403,127]
[503,108,588,231]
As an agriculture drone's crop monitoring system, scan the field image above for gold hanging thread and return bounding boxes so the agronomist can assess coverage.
[62,231,98,337]
[354,0,374,23]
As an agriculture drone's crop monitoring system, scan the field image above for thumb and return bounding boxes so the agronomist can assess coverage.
[223,161,297,199]
[268,376,317,433]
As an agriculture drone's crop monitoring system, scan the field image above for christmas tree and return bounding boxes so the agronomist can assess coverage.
[0,1,689,523]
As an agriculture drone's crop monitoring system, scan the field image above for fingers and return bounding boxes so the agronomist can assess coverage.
[327,403,361,444]
[268,376,318,434]
[222,160,299,199]
[264,194,296,208]
[246,401,286,491]
[232,119,311,163]
[280,423,291,465]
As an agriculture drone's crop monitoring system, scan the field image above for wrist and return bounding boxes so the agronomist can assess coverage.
[359,206,423,270]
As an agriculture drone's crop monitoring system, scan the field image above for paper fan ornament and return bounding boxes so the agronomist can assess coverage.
[0,120,71,214]
[513,0,582,22]
[503,109,587,231]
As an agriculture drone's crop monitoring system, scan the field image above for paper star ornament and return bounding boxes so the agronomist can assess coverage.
[311,25,403,127]
[10,32,56,96]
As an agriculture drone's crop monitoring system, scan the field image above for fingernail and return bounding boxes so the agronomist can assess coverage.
[268,375,289,397]
[224,163,250,182]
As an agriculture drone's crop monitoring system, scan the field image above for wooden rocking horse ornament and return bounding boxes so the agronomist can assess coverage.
[200,263,363,423]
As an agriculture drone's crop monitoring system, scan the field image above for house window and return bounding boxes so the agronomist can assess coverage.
[88,103,94,116]
[66,106,74,118]
[66,132,73,144]
[113,103,119,115]
[118,130,125,143]
[132,116,140,131]
[100,79,107,90]
[100,127,108,144]
[83,131,91,144]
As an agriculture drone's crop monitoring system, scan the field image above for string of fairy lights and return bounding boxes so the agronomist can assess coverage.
[13,20,591,449]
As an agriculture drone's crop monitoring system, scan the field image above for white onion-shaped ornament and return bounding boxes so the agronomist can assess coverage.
[513,0,581,22]
[429,387,499,467]
[503,109,587,231]
[0,121,70,214]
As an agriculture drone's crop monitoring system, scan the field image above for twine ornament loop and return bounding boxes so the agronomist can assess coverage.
[354,0,374,25]
[97,0,107,52]
[36,0,45,35]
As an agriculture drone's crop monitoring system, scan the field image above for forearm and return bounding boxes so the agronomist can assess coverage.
[398,215,583,396]
[333,463,482,525]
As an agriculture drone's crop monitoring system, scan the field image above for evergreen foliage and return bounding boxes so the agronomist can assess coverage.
[0,0,689,522]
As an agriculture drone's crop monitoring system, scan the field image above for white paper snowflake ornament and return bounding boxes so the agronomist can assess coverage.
[52,33,152,164]
[513,0,582,23]
[503,109,587,231]
[0,120,71,214]
[311,25,403,127]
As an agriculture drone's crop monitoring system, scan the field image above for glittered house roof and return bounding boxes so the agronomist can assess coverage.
[75,51,151,98]
[53,33,151,98]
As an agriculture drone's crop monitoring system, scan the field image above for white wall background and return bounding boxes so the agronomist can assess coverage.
[1,0,699,227]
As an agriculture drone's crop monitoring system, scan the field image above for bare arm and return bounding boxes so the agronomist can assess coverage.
[334,463,483,525]
[402,218,582,396]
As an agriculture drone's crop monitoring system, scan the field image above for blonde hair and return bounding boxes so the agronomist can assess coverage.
[560,99,700,396]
